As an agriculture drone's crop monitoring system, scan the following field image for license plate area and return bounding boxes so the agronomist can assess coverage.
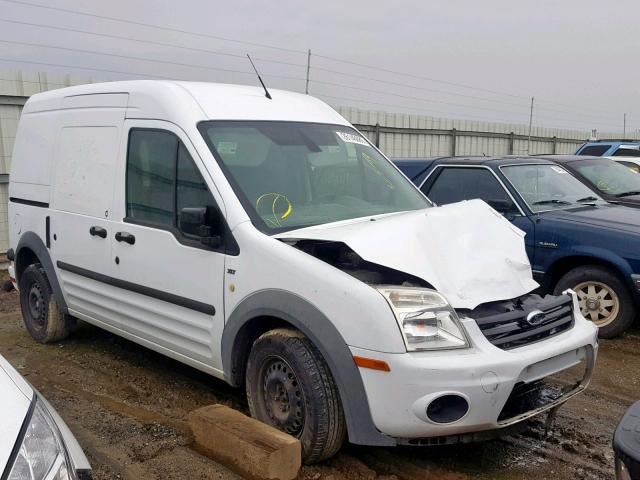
[498,346,593,424]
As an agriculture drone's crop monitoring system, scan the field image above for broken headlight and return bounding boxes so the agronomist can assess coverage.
[377,287,470,351]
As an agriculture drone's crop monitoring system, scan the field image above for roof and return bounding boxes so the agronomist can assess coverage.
[536,154,603,164]
[392,155,555,166]
[21,80,349,125]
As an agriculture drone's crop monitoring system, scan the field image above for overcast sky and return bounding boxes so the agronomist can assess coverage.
[1,0,639,133]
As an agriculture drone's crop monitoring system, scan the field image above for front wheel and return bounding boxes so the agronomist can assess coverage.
[18,264,77,343]
[554,265,635,338]
[245,328,346,464]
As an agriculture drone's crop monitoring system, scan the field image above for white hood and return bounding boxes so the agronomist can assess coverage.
[0,355,33,472]
[276,199,538,310]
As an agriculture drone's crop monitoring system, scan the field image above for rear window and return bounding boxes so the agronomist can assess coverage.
[612,147,640,157]
[578,145,611,156]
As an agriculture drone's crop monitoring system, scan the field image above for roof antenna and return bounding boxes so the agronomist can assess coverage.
[247,54,272,100]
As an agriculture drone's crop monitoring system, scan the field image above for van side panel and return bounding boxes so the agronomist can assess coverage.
[9,111,58,197]
[52,126,120,218]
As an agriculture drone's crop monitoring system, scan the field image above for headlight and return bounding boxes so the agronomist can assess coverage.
[8,398,73,480]
[377,286,470,351]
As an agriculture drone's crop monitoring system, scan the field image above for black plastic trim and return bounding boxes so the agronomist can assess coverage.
[9,197,49,208]
[123,217,239,255]
[45,216,51,248]
[56,261,216,316]
[0,394,36,480]
[16,232,68,313]
[222,289,395,447]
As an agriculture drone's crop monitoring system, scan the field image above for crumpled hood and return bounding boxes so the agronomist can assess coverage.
[275,199,538,309]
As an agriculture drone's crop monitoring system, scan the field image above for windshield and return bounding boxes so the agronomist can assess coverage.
[199,121,429,232]
[501,164,604,213]
[571,159,640,196]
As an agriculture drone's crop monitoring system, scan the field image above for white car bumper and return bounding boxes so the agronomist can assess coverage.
[351,308,598,440]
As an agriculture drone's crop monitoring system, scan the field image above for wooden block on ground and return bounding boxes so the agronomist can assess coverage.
[189,404,301,480]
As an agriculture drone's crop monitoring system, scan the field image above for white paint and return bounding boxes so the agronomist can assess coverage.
[0,355,31,472]
[8,80,599,442]
[276,199,538,309]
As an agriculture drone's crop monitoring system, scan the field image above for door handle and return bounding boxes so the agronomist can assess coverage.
[89,226,107,238]
[115,231,136,245]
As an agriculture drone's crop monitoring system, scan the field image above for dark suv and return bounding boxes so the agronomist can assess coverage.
[394,156,640,338]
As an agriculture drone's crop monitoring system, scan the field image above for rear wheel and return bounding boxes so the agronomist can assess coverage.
[245,328,346,464]
[554,265,634,338]
[19,264,77,343]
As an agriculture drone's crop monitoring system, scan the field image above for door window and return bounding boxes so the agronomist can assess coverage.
[424,167,517,213]
[126,129,216,233]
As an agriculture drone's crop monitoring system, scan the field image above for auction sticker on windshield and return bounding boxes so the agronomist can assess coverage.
[336,131,369,146]
[551,166,568,174]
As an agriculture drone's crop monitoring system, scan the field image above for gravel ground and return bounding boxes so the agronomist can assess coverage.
[0,271,637,479]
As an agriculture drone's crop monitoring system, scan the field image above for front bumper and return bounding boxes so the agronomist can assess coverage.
[351,302,598,440]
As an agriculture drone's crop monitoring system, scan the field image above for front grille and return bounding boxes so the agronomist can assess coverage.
[470,294,574,350]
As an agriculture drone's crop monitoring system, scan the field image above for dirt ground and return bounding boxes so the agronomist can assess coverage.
[0,271,638,480]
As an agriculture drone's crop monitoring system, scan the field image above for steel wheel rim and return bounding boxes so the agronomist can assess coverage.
[27,282,46,328]
[574,280,619,327]
[261,356,305,437]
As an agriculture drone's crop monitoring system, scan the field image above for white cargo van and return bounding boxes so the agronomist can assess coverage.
[7,81,598,463]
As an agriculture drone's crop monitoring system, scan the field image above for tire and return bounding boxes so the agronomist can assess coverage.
[18,264,77,343]
[246,328,346,464]
[553,265,635,338]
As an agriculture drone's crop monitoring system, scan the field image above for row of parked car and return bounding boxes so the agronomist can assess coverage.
[394,151,640,339]
[1,81,638,478]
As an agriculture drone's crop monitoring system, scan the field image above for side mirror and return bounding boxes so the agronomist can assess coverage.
[179,206,223,248]
[487,199,517,218]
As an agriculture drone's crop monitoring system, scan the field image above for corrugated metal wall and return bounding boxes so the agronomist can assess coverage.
[0,70,627,255]
[335,107,607,157]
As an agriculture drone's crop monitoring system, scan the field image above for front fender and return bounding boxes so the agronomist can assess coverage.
[222,288,395,447]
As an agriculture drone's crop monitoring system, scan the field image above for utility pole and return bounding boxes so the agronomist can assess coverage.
[305,49,311,94]
[623,113,627,138]
[527,97,534,154]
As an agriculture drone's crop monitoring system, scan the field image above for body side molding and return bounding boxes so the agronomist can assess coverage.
[56,261,216,316]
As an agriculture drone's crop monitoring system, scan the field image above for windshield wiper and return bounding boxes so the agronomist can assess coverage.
[615,190,640,198]
[532,199,572,206]
[575,196,599,204]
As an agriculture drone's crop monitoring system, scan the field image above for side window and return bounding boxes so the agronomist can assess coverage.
[578,145,610,156]
[176,143,216,224]
[127,130,216,234]
[424,167,517,213]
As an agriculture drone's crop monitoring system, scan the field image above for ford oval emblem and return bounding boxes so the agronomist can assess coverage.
[526,309,546,326]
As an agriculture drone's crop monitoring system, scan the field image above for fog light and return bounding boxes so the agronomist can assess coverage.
[426,394,469,424]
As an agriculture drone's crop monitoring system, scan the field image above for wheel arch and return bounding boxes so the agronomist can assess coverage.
[222,289,395,447]
[15,231,68,312]
[545,252,634,294]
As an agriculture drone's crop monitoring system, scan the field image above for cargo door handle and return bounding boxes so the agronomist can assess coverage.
[89,226,107,238]
[115,231,136,245]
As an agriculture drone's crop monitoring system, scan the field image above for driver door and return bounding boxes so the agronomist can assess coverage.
[108,120,228,372]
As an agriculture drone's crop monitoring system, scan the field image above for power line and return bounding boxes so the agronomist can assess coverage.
[1,0,629,121]
[0,17,309,71]
[312,52,529,100]
[0,39,308,83]
[0,0,307,55]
